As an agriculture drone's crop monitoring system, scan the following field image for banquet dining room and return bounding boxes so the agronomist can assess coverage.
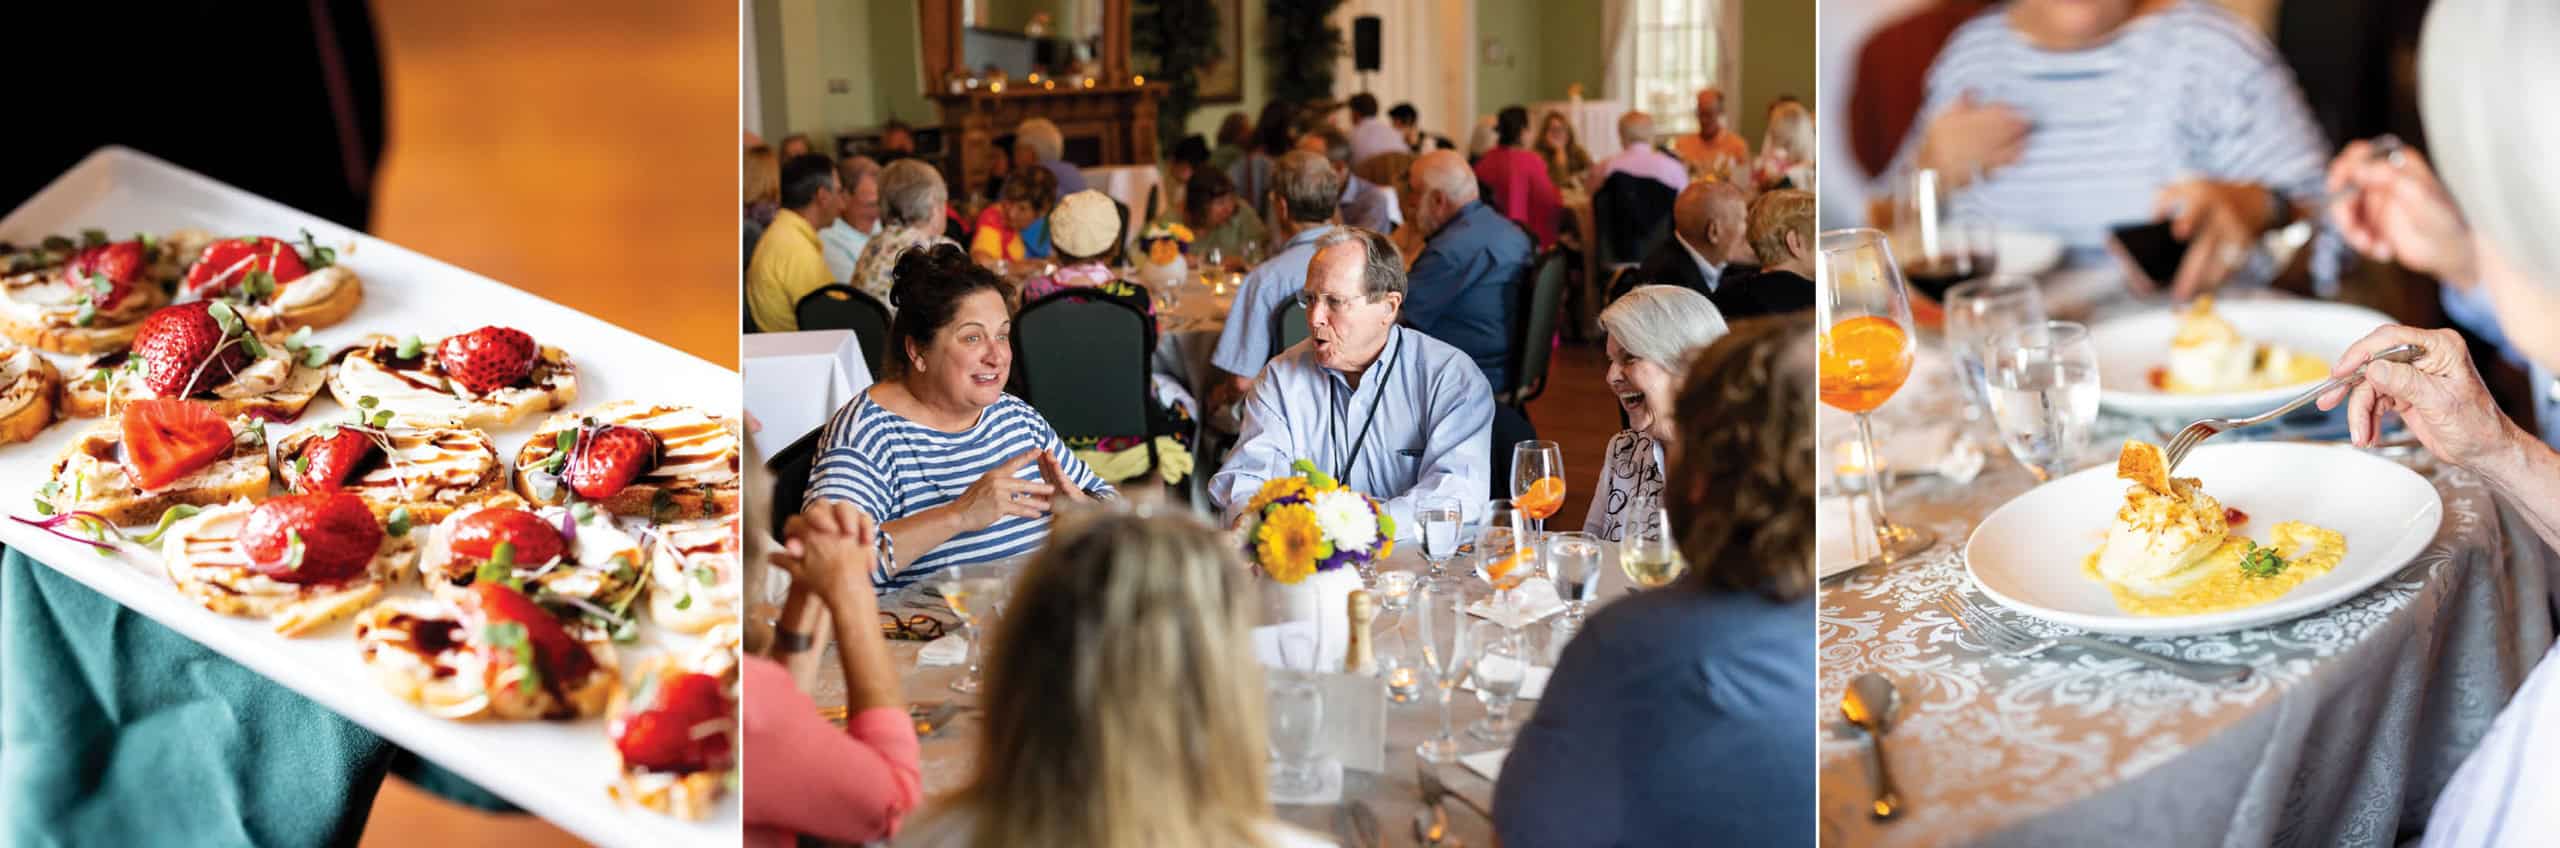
[740,0,1819,845]
[1815,0,2560,846]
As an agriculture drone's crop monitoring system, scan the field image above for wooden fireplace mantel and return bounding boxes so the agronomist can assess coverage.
[931,82,1165,203]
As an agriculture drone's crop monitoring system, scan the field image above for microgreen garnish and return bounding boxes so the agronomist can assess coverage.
[206,300,244,336]
[280,528,307,573]
[571,502,595,523]
[357,395,377,409]
[2239,541,2288,578]
[396,335,424,359]
[13,512,122,554]
[40,235,74,253]
[79,229,106,247]
[547,430,575,474]
[299,229,336,269]
[135,505,204,546]
[482,620,542,696]
[386,506,412,538]
[691,564,717,586]
[476,541,522,589]
[240,269,276,301]
[34,481,61,516]
[291,455,309,479]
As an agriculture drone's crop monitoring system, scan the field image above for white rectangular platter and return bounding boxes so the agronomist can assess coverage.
[0,147,738,846]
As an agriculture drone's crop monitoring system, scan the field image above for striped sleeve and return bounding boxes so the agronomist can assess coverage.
[805,398,894,523]
[2181,14,2328,199]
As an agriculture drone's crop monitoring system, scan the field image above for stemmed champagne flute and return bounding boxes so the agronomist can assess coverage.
[1619,494,1688,590]
[1944,277,2047,424]
[1414,581,1484,763]
[939,563,1012,694]
[1510,441,1565,553]
[1417,496,1464,582]
[1817,228,1936,562]
[1985,320,2100,482]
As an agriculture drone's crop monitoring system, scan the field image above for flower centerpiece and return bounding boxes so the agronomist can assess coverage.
[1134,222,1196,291]
[1240,460,1395,670]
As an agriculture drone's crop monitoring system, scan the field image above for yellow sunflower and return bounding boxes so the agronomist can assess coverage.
[1246,476,1311,514]
[1255,503,1329,584]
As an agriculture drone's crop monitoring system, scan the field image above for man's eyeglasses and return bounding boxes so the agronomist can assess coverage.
[879,611,948,641]
[1293,291,1375,313]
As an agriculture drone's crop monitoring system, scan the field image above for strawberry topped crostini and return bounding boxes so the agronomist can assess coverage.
[61,300,329,419]
[183,231,362,331]
[0,232,177,353]
[328,326,577,428]
[272,420,504,524]
[39,398,270,526]
[353,580,618,721]
[646,514,739,635]
[605,655,737,820]
[513,401,740,519]
[161,492,417,636]
[417,500,647,617]
[0,339,61,445]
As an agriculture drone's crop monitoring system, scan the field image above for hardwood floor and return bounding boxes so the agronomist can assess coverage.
[1524,340,1621,528]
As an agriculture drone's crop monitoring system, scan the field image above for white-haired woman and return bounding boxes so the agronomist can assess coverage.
[1751,99,1814,193]
[1581,285,1730,542]
[2317,2,2560,841]
[892,508,1329,847]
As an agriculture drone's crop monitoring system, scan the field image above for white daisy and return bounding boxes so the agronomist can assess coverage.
[1311,488,1379,553]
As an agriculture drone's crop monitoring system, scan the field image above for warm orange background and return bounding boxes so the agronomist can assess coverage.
[360,2,736,845]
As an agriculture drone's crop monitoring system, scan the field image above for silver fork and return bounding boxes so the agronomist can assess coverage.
[2161,343,2424,473]
[1934,589,2252,684]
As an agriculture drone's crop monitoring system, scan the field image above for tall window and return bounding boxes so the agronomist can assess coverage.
[1619,0,1729,136]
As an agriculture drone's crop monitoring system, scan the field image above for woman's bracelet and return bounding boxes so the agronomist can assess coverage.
[773,628,815,653]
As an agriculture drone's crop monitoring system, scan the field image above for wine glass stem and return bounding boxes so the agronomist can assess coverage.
[963,622,981,680]
[1855,413,1905,548]
[1438,686,1456,743]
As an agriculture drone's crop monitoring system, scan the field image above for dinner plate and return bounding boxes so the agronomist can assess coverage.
[1964,442,2440,636]
[1992,228,2064,277]
[0,148,737,846]
[2090,299,2394,420]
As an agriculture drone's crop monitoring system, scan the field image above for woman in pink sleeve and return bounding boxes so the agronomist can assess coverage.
[1473,105,1564,248]
[745,501,924,847]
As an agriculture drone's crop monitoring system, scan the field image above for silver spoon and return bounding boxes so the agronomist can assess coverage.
[1411,803,1458,847]
[1840,672,1904,820]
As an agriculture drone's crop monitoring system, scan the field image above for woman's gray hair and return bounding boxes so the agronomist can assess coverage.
[878,159,946,226]
[2421,0,2560,291]
[1599,285,1729,368]
[1311,227,1406,298]
[1016,118,1065,163]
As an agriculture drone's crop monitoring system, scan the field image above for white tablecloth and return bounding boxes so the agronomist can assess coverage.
[742,330,872,462]
[1529,99,1627,162]
[1083,165,1164,251]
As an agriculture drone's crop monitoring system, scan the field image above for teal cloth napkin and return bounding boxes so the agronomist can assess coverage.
[0,549,518,847]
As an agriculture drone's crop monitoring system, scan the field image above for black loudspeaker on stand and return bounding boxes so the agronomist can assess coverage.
[1354,15,1381,91]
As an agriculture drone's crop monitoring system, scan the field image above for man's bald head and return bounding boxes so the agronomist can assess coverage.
[1674,181,1747,257]
[1697,87,1725,136]
[1407,149,1479,235]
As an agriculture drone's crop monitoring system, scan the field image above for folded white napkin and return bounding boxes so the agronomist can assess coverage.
[1268,758,1346,806]
[1460,749,1509,783]
[917,633,969,667]
[1462,657,1551,701]
[1816,495,1876,580]
[1466,578,1566,628]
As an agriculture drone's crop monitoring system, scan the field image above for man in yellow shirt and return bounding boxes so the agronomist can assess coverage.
[1673,87,1752,184]
[746,154,843,332]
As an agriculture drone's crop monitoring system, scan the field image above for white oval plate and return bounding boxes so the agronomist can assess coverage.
[2091,300,2393,420]
[1993,228,2063,277]
[1963,442,2440,636]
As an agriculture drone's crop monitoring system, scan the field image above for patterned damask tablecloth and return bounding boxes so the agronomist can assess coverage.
[1815,323,2551,846]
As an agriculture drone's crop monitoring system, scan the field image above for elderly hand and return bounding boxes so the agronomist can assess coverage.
[772,501,881,610]
[1916,92,2029,184]
[2315,325,2526,470]
[952,450,1056,530]
[2141,180,2276,301]
[2324,140,2478,285]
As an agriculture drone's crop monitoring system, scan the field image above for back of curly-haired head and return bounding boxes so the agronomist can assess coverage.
[885,243,1007,379]
[1664,313,1816,602]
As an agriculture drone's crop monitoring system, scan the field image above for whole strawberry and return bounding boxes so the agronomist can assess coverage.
[65,240,145,309]
[133,302,250,397]
[448,507,568,566]
[565,425,662,500]
[612,672,735,773]
[294,427,382,492]
[240,492,385,584]
[436,326,538,395]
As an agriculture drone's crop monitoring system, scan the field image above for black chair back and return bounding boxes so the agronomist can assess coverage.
[1271,296,1311,361]
[765,423,827,542]
[1505,249,1571,404]
[795,284,893,376]
[1593,171,1677,270]
[1012,291,1163,475]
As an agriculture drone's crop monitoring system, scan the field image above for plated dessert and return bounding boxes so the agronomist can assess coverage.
[61,301,330,419]
[2083,440,2347,616]
[163,493,415,636]
[354,581,620,721]
[0,232,178,353]
[181,232,364,331]
[328,326,578,427]
[512,401,741,520]
[2147,297,2329,394]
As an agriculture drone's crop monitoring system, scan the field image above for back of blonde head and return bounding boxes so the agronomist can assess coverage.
[945,508,1276,848]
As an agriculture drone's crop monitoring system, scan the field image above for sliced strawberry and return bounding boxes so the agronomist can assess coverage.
[565,425,663,500]
[435,327,539,395]
[469,581,597,685]
[612,672,735,773]
[120,399,234,490]
[294,428,382,492]
[133,302,251,397]
[239,493,384,583]
[447,507,567,566]
[185,236,311,296]
[65,240,145,309]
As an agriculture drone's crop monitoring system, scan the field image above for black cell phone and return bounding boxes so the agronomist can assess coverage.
[2110,221,2190,285]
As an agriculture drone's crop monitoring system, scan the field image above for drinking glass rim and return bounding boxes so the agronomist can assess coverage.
[1944,275,2040,307]
[1992,319,2088,351]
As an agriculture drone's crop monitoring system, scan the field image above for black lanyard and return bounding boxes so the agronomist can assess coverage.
[1329,329,1402,483]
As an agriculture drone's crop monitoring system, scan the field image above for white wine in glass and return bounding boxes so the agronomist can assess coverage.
[1620,495,1689,590]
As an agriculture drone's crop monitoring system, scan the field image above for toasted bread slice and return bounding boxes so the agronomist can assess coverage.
[647,514,739,635]
[0,268,171,354]
[42,417,271,526]
[271,423,506,523]
[605,655,734,820]
[416,501,647,607]
[354,595,619,721]
[2117,439,2171,495]
[513,401,741,520]
[328,334,576,429]
[160,499,415,636]
[0,343,59,444]
[61,342,329,420]
[243,265,364,333]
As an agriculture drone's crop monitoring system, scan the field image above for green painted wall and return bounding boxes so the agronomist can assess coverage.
[1738,0,1812,146]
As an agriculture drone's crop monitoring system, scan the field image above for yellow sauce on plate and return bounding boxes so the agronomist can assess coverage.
[2083,521,2347,616]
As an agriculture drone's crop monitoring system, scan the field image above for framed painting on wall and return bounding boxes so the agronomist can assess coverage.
[1196,0,1245,101]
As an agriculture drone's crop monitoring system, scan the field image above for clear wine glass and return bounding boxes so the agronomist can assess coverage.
[1267,672,1325,796]
[1468,625,1526,742]
[1414,582,1483,763]
[1986,320,2100,483]
[1886,167,1995,303]
[939,563,1011,694]
[1477,500,1529,619]
[1618,494,1688,591]
[1546,531,1604,631]
[1944,276,2046,424]
[1417,496,1463,581]
[1510,440,1565,551]
[1818,227,1937,563]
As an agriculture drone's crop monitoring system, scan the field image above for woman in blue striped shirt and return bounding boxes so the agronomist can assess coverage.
[805,244,1114,592]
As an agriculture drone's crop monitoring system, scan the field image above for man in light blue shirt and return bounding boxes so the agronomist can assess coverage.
[819,157,883,281]
[1303,126,1403,233]
[1213,151,1342,399]
[1211,227,1494,535]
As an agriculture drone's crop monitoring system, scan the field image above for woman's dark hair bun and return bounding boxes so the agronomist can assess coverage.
[882,242,1006,379]
[888,242,974,312]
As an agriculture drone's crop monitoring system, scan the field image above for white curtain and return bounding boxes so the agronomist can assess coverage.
[741,0,762,134]
[1327,0,1476,146]
[1603,0,1734,136]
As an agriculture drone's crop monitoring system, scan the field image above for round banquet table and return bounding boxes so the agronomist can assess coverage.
[1814,283,2551,847]
[1143,271,1234,406]
[797,542,1648,848]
